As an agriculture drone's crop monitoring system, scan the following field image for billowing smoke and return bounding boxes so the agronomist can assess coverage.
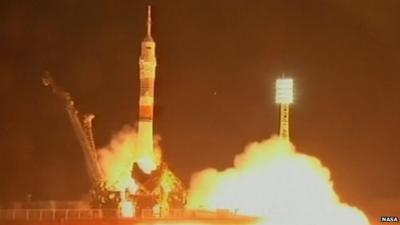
[98,126,138,191]
[187,136,370,225]
[97,125,161,192]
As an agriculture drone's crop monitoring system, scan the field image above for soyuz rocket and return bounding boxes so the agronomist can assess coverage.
[137,6,158,173]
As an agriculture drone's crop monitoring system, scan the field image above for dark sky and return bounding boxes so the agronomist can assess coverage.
[0,0,399,219]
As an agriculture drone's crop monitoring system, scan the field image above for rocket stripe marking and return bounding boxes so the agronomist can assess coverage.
[139,105,154,119]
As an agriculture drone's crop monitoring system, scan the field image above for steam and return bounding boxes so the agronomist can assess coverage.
[97,125,161,192]
[98,126,138,191]
[187,136,370,225]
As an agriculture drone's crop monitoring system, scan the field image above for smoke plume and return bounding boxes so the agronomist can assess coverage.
[187,136,370,225]
[98,126,138,191]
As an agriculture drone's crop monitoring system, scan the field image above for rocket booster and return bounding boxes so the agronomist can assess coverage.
[137,6,157,173]
[139,6,156,121]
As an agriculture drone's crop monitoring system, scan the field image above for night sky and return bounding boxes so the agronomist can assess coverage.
[0,0,399,219]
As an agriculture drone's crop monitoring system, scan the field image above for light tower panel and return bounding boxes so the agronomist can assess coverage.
[276,78,294,140]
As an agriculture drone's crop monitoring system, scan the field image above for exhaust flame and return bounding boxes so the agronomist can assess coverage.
[120,199,135,218]
[187,136,370,225]
[138,154,158,174]
[98,126,160,191]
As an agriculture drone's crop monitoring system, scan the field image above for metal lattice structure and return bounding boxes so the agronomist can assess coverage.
[42,73,104,185]
[276,78,294,140]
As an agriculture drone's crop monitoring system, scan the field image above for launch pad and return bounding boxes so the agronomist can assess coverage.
[40,6,187,218]
[0,207,260,225]
[2,6,293,222]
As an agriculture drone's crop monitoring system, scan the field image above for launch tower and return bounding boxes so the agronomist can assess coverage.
[275,77,294,140]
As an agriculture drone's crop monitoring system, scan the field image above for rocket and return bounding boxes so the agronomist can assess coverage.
[137,6,157,173]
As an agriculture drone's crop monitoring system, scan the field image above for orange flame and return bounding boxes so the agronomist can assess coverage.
[138,153,158,174]
[120,199,135,218]
[187,136,370,225]
[98,126,160,191]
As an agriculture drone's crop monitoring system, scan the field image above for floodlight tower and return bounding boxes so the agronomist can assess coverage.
[275,78,294,140]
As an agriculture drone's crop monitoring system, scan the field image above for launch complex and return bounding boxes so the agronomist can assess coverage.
[41,6,187,217]
[0,5,315,225]
[0,3,374,225]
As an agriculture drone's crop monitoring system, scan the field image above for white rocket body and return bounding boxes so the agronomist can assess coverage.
[137,6,157,173]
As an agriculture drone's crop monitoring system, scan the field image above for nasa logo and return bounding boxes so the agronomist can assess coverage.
[381,216,399,222]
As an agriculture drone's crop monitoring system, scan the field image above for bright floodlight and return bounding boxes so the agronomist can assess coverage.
[276,78,294,104]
